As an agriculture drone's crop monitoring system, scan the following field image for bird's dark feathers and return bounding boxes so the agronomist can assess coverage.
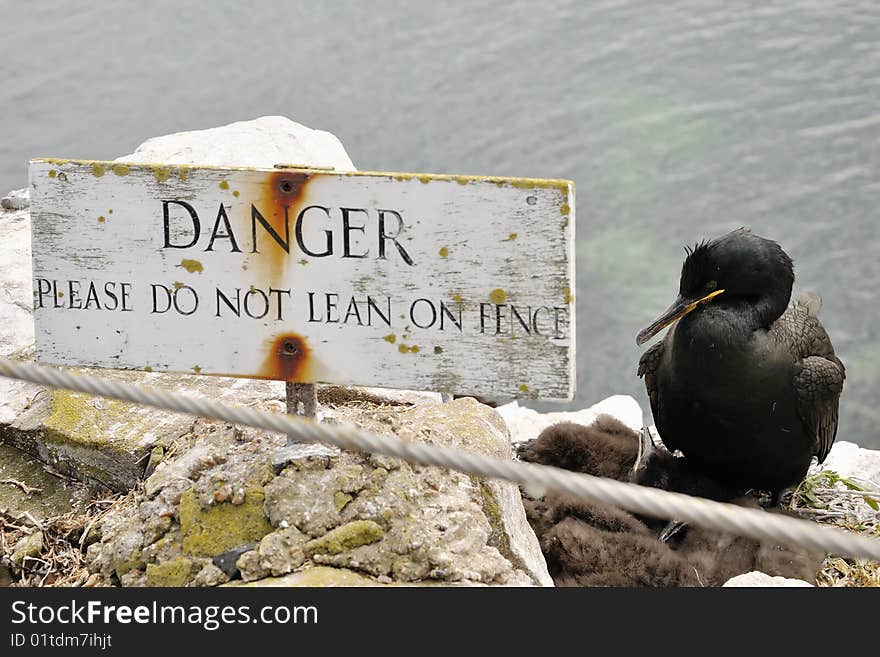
[683,238,711,258]
[771,303,845,463]
[679,239,716,295]
[794,356,844,462]
[679,228,794,302]
[639,298,845,469]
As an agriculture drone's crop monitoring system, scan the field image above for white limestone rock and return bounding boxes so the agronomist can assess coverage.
[497,395,644,444]
[723,571,813,587]
[821,441,880,490]
[0,206,41,447]
[116,115,356,172]
[0,207,34,359]
[1,188,30,210]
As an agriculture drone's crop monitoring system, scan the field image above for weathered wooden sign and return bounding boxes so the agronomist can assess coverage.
[28,159,575,399]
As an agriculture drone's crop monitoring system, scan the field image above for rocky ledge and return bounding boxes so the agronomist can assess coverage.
[84,398,550,587]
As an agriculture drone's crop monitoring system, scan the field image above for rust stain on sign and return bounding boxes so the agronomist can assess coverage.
[259,333,313,382]
[268,170,310,209]
[252,170,313,279]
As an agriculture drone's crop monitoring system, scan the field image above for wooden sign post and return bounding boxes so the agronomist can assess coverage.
[28,159,576,406]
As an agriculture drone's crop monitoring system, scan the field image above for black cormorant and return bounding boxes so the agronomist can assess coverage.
[636,229,845,498]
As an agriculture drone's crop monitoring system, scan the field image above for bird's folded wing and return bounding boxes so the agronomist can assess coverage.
[793,355,845,463]
[773,305,845,463]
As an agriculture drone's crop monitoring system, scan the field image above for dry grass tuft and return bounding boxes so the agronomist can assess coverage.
[789,468,880,587]
[1,490,137,587]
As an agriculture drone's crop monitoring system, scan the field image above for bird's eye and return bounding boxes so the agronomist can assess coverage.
[705,280,717,291]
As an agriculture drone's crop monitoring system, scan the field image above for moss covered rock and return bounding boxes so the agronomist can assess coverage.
[305,520,384,556]
[1,361,284,492]
[179,487,273,557]
[41,389,171,489]
[334,492,353,512]
[146,557,193,586]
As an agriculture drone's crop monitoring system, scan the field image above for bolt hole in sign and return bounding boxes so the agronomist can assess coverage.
[28,160,575,400]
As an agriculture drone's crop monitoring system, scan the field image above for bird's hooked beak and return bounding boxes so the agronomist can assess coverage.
[636,289,725,346]
[632,426,657,480]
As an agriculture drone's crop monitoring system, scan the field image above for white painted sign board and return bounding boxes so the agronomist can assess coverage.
[28,159,575,399]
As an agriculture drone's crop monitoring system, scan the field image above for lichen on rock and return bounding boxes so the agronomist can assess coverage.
[305,520,384,556]
[41,389,159,489]
[179,487,273,557]
[146,557,193,587]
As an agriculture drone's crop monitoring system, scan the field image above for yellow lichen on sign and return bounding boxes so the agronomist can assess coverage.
[179,259,203,273]
[152,166,173,183]
[489,288,507,304]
